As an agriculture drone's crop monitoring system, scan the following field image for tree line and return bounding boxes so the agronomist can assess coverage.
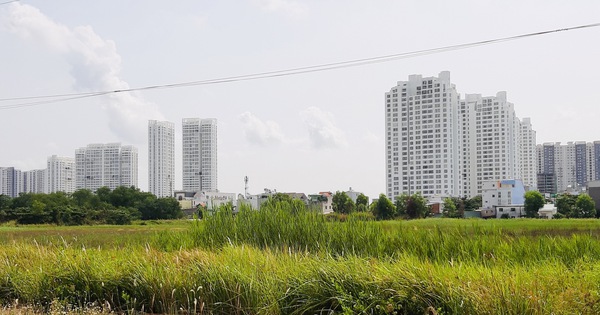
[331,191,482,220]
[0,186,182,225]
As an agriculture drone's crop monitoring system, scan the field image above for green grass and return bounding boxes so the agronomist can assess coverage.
[3,209,600,314]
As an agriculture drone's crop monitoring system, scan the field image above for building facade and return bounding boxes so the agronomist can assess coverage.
[75,143,138,191]
[148,120,175,197]
[0,167,22,197]
[47,155,75,193]
[537,141,600,194]
[385,71,461,199]
[182,118,217,192]
[386,72,536,200]
[22,169,47,194]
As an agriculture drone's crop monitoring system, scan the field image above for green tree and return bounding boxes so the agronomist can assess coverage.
[356,193,369,207]
[332,191,355,214]
[372,194,395,220]
[465,195,482,212]
[556,194,576,217]
[442,197,461,218]
[96,187,112,204]
[524,191,545,218]
[72,189,96,208]
[0,195,11,210]
[396,193,429,219]
[575,194,596,218]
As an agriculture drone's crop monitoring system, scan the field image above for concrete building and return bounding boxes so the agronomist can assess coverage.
[536,141,600,194]
[386,71,461,200]
[481,179,526,218]
[460,92,529,196]
[182,118,217,192]
[22,169,47,194]
[520,118,537,190]
[0,167,22,197]
[75,143,138,191]
[308,192,334,214]
[148,120,175,197]
[386,72,536,200]
[47,155,75,193]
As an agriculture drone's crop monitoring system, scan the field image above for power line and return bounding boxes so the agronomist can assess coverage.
[0,0,19,6]
[2,22,599,110]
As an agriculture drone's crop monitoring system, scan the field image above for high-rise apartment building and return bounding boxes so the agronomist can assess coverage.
[537,141,600,194]
[386,72,536,200]
[148,120,175,197]
[460,92,534,196]
[0,167,22,197]
[182,118,217,192]
[520,118,537,190]
[385,71,461,199]
[22,169,47,194]
[47,155,75,193]
[75,143,138,191]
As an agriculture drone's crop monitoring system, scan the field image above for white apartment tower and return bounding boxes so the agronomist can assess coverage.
[47,155,75,193]
[182,118,218,192]
[460,92,524,195]
[75,143,138,191]
[0,167,22,197]
[22,169,47,194]
[148,120,175,197]
[387,72,537,200]
[385,71,461,199]
[520,118,537,190]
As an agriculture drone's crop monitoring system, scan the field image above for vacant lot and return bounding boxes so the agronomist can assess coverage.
[2,214,600,314]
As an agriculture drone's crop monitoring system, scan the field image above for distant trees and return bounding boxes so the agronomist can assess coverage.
[556,193,596,218]
[442,197,462,218]
[0,186,182,225]
[373,194,395,220]
[332,191,355,214]
[355,193,369,212]
[395,193,429,219]
[524,191,545,218]
[575,194,596,218]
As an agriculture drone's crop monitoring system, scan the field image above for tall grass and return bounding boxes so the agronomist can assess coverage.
[4,206,600,313]
[2,243,600,314]
[191,205,600,266]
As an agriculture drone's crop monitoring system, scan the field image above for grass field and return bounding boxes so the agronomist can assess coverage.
[2,211,600,314]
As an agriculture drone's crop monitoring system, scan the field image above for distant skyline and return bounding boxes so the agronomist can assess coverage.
[1,1,599,199]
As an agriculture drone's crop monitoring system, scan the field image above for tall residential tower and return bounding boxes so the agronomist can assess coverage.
[75,143,138,191]
[148,120,175,197]
[182,118,217,192]
[386,72,537,200]
[385,71,461,199]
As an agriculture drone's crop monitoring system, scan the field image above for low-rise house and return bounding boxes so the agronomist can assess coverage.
[481,179,526,218]
[538,203,558,219]
[308,192,333,214]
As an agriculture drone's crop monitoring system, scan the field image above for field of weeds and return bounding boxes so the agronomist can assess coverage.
[2,206,600,314]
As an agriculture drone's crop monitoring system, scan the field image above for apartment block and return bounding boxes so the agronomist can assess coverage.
[0,167,22,197]
[148,120,175,197]
[537,141,600,194]
[182,118,217,192]
[386,72,536,200]
[22,169,47,194]
[385,71,461,199]
[75,143,138,191]
[47,155,75,193]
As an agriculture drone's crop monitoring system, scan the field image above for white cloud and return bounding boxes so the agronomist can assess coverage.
[239,112,286,146]
[251,0,308,18]
[301,106,347,149]
[4,3,164,144]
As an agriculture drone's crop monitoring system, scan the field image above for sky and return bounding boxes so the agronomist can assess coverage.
[1,0,599,200]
